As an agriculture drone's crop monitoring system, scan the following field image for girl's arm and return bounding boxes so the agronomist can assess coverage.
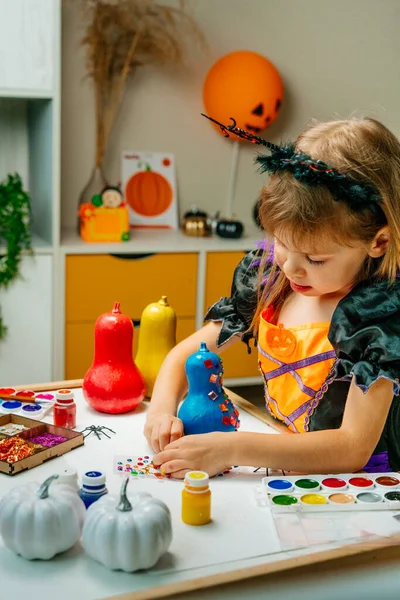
[232,377,393,473]
[154,377,394,476]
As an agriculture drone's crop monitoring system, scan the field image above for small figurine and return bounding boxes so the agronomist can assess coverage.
[78,184,130,242]
[101,186,123,208]
[177,342,240,435]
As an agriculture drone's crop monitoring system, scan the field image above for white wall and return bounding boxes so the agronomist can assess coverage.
[61,0,400,229]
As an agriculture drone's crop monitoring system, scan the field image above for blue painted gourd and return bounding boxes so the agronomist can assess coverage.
[178,342,240,435]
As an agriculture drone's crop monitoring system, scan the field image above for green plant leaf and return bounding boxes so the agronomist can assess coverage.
[0,173,33,340]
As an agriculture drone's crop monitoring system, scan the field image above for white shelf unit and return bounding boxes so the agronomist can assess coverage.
[0,0,60,385]
[0,1,261,388]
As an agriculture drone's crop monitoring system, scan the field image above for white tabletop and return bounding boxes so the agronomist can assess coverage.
[1,390,399,600]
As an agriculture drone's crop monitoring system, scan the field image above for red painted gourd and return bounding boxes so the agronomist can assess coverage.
[83,302,145,414]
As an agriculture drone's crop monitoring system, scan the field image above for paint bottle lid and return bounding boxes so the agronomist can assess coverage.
[184,471,209,488]
[82,471,107,493]
[58,468,79,490]
[55,389,75,405]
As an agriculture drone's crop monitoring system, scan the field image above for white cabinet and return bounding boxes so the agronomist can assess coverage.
[0,0,56,96]
[0,254,53,385]
[0,0,60,384]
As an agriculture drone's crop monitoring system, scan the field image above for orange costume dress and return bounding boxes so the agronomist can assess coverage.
[205,248,400,472]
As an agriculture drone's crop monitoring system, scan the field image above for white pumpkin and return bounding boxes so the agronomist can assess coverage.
[0,474,86,560]
[82,477,172,572]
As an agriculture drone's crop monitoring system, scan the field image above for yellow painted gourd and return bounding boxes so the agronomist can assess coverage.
[135,296,177,398]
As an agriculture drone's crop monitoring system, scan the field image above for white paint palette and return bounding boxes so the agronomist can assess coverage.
[259,473,400,512]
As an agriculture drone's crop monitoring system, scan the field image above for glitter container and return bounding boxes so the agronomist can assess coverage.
[53,389,76,429]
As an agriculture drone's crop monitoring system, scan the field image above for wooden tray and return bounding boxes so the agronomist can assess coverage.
[0,414,84,475]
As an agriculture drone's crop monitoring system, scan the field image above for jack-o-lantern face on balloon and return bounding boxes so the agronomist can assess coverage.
[203,50,283,137]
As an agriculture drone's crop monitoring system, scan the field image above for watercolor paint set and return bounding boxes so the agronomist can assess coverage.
[260,473,400,512]
[0,388,55,422]
[0,414,84,475]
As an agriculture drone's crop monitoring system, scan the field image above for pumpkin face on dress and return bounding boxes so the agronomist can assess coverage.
[266,324,297,357]
[125,163,173,217]
[203,50,283,137]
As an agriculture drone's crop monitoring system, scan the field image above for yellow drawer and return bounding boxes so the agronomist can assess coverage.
[205,251,259,379]
[220,343,260,379]
[66,253,198,322]
[65,317,196,380]
[204,251,246,311]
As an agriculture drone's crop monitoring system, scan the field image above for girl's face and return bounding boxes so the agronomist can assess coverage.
[274,233,368,298]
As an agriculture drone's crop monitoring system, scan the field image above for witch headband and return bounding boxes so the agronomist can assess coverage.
[201,114,382,213]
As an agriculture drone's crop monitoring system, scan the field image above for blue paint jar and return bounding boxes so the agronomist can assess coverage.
[79,471,108,509]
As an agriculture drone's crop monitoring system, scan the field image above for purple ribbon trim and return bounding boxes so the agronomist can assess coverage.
[287,398,315,422]
[362,451,392,473]
[263,351,337,382]
[258,344,318,397]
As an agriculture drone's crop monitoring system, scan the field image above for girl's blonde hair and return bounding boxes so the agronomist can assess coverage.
[251,116,400,335]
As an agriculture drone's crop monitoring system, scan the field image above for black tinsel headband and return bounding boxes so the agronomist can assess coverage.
[201,114,382,213]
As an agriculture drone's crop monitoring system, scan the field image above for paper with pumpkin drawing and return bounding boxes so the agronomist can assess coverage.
[122,151,178,229]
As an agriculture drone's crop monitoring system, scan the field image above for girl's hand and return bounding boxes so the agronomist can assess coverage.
[153,432,235,479]
[144,414,184,453]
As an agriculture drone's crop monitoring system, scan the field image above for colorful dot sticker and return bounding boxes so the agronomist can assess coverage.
[114,455,171,479]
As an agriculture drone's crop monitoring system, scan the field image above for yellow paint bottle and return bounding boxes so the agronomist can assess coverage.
[182,471,211,526]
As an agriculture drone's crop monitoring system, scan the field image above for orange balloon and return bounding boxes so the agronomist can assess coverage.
[203,50,283,138]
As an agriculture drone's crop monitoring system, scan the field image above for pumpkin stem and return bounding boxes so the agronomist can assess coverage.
[159,296,169,306]
[116,477,132,512]
[137,161,151,172]
[37,474,59,499]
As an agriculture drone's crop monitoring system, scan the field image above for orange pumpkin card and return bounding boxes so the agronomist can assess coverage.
[122,151,178,229]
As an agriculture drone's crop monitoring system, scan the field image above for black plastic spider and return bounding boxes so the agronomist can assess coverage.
[81,425,116,440]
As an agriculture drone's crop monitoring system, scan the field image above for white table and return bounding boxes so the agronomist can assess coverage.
[1,387,400,600]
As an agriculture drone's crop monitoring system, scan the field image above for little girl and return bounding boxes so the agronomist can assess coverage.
[145,115,400,479]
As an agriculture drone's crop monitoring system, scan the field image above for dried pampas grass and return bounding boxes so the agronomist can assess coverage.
[70,0,206,167]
